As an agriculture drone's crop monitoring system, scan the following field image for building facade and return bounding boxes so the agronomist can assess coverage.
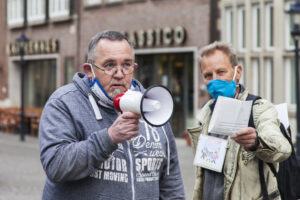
[1,0,220,137]
[220,0,298,139]
[0,1,7,101]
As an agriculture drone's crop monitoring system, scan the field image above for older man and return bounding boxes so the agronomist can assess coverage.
[188,41,291,200]
[39,30,185,200]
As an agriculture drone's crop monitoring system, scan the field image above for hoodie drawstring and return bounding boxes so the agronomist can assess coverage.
[88,93,102,120]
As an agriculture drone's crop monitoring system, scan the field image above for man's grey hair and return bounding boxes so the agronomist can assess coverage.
[87,30,134,62]
[198,41,238,68]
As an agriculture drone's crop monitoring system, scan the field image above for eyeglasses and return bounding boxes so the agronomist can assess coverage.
[91,62,135,75]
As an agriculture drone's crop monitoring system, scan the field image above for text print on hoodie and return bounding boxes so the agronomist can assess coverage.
[39,72,185,200]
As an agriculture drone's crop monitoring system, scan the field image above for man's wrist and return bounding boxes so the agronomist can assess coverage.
[246,131,259,151]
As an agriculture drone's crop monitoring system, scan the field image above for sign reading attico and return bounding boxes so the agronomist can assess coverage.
[124,26,187,48]
[7,38,59,56]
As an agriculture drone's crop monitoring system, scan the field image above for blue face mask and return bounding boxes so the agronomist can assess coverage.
[206,67,238,99]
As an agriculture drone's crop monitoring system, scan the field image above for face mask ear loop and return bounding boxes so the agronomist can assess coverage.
[232,66,238,81]
[232,66,240,99]
[90,64,96,81]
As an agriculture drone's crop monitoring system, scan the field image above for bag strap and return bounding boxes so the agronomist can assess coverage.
[246,94,261,128]
[247,94,272,200]
[259,160,271,200]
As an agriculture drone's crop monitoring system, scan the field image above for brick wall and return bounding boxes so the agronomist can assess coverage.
[79,0,211,70]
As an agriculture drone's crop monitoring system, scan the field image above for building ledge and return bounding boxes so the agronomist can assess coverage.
[49,15,72,23]
[27,19,47,27]
[7,23,25,30]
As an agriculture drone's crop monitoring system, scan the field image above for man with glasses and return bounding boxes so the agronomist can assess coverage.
[39,30,185,200]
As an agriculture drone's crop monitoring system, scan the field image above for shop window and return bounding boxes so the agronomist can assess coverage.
[225,7,233,45]
[7,0,24,27]
[265,3,274,50]
[264,58,273,102]
[252,4,261,51]
[24,60,57,107]
[64,57,75,84]
[49,0,70,19]
[27,0,46,24]
[252,58,260,95]
[285,58,296,104]
[238,6,246,52]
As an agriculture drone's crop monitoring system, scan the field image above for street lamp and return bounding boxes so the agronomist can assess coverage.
[16,33,29,142]
[286,0,300,159]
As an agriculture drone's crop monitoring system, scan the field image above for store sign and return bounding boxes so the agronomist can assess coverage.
[7,38,59,56]
[124,26,187,48]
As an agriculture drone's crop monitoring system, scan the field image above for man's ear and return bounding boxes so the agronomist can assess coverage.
[83,63,93,80]
[235,65,243,83]
[134,62,138,69]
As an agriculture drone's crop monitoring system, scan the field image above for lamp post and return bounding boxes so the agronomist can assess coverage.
[16,33,28,142]
[286,0,300,159]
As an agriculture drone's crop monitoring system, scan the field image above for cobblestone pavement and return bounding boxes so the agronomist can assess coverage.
[0,132,45,200]
[0,132,195,200]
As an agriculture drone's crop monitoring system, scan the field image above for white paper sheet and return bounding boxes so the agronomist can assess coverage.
[208,96,252,136]
[275,103,289,129]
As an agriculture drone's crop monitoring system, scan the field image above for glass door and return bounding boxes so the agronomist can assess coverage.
[135,53,193,137]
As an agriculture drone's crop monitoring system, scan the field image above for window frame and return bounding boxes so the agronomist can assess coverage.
[49,0,71,20]
[285,2,295,51]
[264,58,273,102]
[252,4,261,51]
[238,6,246,52]
[285,58,296,104]
[7,0,25,27]
[237,57,245,86]
[265,3,274,51]
[252,58,260,95]
[225,7,234,45]
[27,0,46,24]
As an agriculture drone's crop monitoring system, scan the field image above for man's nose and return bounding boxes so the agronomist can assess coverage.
[113,68,125,78]
[212,73,218,80]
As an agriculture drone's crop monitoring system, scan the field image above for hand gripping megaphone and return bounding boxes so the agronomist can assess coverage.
[113,85,174,127]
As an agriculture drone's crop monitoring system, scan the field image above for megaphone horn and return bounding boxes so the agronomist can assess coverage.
[113,85,174,127]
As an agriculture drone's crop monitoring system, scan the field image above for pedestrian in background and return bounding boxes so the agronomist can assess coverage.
[188,41,291,200]
[39,30,185,200]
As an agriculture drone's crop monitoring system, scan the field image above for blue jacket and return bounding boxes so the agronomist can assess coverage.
[39,72,185,200]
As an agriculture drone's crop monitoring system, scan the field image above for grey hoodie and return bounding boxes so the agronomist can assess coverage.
[39,72,185,200]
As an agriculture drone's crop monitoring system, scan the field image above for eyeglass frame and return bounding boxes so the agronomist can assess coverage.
[89,60,136,75]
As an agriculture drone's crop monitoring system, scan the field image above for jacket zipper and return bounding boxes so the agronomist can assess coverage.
[127,141,135,200]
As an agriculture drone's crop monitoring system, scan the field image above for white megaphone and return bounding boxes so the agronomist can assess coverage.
[113,85,174,127]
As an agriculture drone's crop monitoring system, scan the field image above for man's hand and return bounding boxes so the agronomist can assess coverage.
[108,111,141,144]
[231,127,258,149]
